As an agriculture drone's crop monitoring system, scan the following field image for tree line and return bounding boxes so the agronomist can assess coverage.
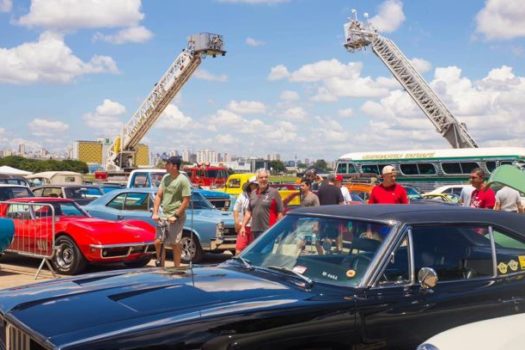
[0,156,88,173]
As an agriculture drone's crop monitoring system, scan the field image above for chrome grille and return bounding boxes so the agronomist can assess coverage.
[6,323,30,350]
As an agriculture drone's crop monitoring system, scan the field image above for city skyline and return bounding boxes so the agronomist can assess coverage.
[1,0,524,161]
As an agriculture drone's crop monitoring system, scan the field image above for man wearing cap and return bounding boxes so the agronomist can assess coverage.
[335,175,352,204]
[233,176,258,254]
[240,168,284,239]
[368,165,409,204]
[152,156,192,267]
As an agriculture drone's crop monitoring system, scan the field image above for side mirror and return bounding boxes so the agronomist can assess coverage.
[418,267,438,289]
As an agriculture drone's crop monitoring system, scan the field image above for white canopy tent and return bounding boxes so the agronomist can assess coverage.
[0,165,32,176]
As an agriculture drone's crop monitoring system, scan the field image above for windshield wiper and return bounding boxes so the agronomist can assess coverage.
[267,266,314,288]
[232,256,254,270]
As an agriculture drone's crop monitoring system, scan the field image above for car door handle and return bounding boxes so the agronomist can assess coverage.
[501,297,523,304]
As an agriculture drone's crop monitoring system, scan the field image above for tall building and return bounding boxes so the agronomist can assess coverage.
[182,149,191,162]
[18,144,25,156]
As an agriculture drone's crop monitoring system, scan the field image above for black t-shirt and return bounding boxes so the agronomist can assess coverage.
[317,184,344,205]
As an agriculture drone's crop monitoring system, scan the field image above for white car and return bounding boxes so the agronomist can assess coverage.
[417,313,525,350]
[424,184,472,199]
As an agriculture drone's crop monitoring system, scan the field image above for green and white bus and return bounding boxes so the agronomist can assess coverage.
[335,147,525,191]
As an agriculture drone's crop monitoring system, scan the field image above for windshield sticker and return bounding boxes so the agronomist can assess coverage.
[346,269,356,278]
[498,262,508,274]
[293,265,307,274]
[508,259,519,272]
[519,256,525,270]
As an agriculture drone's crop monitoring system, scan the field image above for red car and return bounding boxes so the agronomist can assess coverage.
[0,197,155,275]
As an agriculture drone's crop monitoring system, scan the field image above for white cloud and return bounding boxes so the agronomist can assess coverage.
[29,118,69,137]
[281,106,307,121]
[93,26,153,44]
[83,99,126,136]
[194,69,228,82]
[18,0,145,30]
[290,59,359,82]
[476,0,525,40]
[228,100,266,114]
[246,37,265,47]
[338,108,353,117]
[280,90,300,101]
[210,109,244,126]
[215,134,235,145]
[0,0,12,12]
[218,0,289,4]
[409,57,432,74]
[313,116,349,142]
[268,64,290,80]
[156,104,193,130]
[369,0,405,33]
[0,31,118,84]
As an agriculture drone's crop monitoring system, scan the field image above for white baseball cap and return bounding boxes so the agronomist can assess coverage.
[382,165,396,175]
[248,175,257,184]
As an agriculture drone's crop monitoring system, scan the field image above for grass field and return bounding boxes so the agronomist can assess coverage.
[270,175,300,183]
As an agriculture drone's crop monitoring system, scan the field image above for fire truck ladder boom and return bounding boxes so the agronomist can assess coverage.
[343,15,478,148]
[107,33,226,170]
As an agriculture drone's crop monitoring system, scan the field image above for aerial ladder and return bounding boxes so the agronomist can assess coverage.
[106,33,226,171]
[343,12,478,148]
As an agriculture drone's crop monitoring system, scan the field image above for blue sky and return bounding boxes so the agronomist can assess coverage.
[0,0,524,161]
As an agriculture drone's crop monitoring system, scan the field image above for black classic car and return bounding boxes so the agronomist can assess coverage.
[1,205,525,349]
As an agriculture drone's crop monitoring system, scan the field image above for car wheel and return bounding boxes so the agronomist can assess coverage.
[124,256,152,268]
[180,232,203,264]
[53,236,87,275]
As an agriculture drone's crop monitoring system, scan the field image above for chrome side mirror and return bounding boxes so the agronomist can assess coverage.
[418,267,438,289]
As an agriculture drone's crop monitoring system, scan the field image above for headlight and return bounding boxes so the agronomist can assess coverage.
[216,221,225,239]
[417,344,439,350]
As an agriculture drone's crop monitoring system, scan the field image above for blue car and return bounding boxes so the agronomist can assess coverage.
[84,188,236,263]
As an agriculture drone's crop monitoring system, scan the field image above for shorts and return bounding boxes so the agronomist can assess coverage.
[236,226,253,252]
[156,215,185,246]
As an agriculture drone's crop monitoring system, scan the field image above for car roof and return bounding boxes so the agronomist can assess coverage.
[290,204,525,230]
[0,184,29,188]
[33,184,101,188]
[8,197,75,203]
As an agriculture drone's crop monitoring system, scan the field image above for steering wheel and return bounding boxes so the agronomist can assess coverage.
[347,254,372,271]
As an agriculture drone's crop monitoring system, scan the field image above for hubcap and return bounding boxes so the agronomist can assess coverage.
[55,241,74,268]
[180,237,196,261]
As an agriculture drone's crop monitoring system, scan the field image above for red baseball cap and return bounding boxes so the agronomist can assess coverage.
[335,175,343,182]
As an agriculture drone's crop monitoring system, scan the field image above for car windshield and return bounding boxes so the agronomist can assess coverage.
[0,187,33,200]
[191,192,215,209]
[241,214,393,287]
[65,187,103,199]
[33,202,88,217]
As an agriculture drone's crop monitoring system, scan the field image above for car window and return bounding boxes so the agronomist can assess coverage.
[32,188,44,196]
[6,203,31,219]
[43,187,62,198]
[411,224,494,281]
[191,192,215,209]
[242,215,392,287]
[378,232,410,286]
[56,202,86,216]
[228,178,241,188]
[132,174,149,188]
[0,187,33,200]
[123,192,150,211]
[491,228,525,275]
[107,193,126,210]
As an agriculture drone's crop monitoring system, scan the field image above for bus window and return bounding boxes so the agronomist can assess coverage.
[442,162,461,174]
[418,163,436,175]
[348,163,357,174]
[500,161,513,166]
[337,162,347,174]
[486,161,497,172]
[460,162,479,174]
[400,163,418,175]
[362,164,380,174]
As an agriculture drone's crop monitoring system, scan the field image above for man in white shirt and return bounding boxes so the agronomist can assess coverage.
[494,186,524,213]
[335,175,352,204]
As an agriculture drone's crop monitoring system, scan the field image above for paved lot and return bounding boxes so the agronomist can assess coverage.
[0,253,231,289]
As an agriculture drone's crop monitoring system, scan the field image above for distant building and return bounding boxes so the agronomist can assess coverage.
[73,140,150,169]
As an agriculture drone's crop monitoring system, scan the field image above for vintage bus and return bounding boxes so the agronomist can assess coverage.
[335,147,525,191]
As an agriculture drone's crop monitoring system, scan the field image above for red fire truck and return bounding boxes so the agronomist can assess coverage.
[183,165,229,189]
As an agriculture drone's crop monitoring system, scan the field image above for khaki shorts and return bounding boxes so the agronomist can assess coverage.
[156,215,185,245]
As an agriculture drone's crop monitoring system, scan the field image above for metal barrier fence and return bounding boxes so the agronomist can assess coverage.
[1,201,57,279]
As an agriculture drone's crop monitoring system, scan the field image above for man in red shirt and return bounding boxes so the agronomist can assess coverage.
[468,168,495,209]
[368,165,409,204]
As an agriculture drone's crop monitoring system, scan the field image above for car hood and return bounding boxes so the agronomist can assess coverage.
[0,266,315,347]
[192,209,234,225]
[57,217,153,243]
[197,189,229,199]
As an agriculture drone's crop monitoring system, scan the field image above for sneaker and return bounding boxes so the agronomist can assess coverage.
[155,259,161,267]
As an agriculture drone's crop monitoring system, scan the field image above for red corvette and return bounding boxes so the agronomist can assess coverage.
[0,197,155,275]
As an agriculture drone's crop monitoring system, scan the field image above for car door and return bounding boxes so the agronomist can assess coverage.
[117,192,153,223]
[88,192,127,220]
[355,223,519,349]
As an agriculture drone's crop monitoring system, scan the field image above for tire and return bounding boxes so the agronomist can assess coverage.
[53,235,87,275]
[124,256,152,268]
[180,232,203,264]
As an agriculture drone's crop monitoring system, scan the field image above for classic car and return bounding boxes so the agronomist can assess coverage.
[84,188,236,263]
[0,197,155,275]
[1,205,525,349]
[417,313,525,350]
[32,184,104,206]
[0,184,34,201]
